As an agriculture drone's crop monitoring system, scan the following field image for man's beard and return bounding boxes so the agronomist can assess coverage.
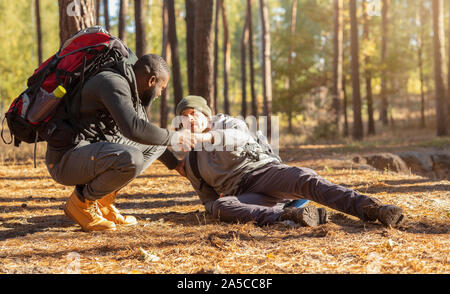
[140,87,157,108]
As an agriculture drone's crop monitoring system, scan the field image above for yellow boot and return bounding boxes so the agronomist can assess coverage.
[64,190,116,232]
[98,191,138,226]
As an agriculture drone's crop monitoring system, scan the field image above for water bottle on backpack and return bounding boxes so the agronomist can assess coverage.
[26,85,67,123]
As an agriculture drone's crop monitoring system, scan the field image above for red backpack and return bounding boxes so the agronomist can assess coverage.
[1,26,132,149]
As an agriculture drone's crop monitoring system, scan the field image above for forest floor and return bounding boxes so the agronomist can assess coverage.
[0,126,448,274]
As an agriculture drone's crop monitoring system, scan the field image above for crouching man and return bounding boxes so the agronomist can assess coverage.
[174,96,404,227]
[46,55,204,232]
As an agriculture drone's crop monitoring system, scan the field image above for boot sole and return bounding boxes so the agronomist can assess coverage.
[64,205,116,232]
[379,206,404,227]
[299,206,320,227]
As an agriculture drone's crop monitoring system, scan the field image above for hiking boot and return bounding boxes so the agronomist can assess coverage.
[64,189,116,232]
[279,206,320,227]
[98,191,138,227]
[362,204,404,227]
[317,207,328,225]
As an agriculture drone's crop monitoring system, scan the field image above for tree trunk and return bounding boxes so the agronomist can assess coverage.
[118,0,128,43]
[286,0,297,89]
[134,0,147,58]
[241,0,249,118]
[160,0,170,128]
[259,0,273,138]
[95,0,100,25]
[167,0,184,112]
[103,0,110,31]
[247,0,257,117]
[35,0,43,65]
[332,0,342,133]
[213,0,220,114]
[343,74,349,137]
[363,0,375,135]
[417,4,426,128]
[222,0,231,115]
[349,0,363,140]
[185,0,196,95]
[380,0,390,126]
[432,0,449,136]
[58,0,96,45]
[193,0,214,110]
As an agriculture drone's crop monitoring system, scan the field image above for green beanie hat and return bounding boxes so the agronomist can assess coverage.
[175,95,212,118]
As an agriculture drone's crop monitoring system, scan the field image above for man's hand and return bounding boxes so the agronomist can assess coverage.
[175,158,187,177]
[172,129,195,152]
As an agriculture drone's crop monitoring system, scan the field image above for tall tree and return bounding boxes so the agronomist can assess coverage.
[167,0,183,111]
[432,0,449,136]
[417,3,426,128]
[362,0,375,135]
[349,0,363,140]
[342,74,349,137]
[35,0,43,65]
[118,0,128,43]
[222,0,231,115]
[58,0,96,45]
[247,0,257,117]
[259,0,273,138]
[103,0,110,31]
[285,0,297,132]
[160,0,170,128]
[95,0,100,25]
[213,0,220,114]
[331,0,343,133]
[134,0,147,57]
[380,0,390,125]
[193,0,214,110]
[185,0,196,94]
[240,0,249,117]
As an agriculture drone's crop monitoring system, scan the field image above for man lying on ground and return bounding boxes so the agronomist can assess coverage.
[173,95,405,227]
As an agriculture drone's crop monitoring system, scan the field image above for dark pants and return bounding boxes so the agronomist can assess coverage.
[207,164,379,225]
[46,137,166,200]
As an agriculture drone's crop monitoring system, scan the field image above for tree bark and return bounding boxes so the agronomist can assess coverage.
[432,0,449,136]
[286,0,297,133]
[363,0,375,135]
[193,0,214,110]
[103,0,110,31]
[134,0,147,58]
[118,0,128,43]
[185,0,196,95]
[95,0,100,25]
[259,0,273,138]
[167,0,184,112]
[417,4,426,128]
[160,0,170,128]
[213,0,220,114]
[58,0,96,45]
[222,0,231,115]
[380,0,390,125]
[332,0,342,134]
[343,74,349,137]
[35,0,43,65]
[241,0,249,118]
[349,0,363,140]
[247,0,257,117]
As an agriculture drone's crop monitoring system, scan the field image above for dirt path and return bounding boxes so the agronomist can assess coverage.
[0,144,448,274]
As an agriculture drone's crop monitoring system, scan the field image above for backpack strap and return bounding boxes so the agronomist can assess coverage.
[189,151,212,192]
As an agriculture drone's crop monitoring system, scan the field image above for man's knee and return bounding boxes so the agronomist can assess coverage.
[114,147,145,178]
[211,196,238,219]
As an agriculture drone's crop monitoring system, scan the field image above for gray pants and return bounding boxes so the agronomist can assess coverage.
[206,164,379,225]
[46,136,166,200]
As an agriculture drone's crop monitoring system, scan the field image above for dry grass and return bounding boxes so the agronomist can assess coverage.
[0,130,449,274]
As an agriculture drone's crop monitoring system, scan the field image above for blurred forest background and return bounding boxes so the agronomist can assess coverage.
[0,0,449,143]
